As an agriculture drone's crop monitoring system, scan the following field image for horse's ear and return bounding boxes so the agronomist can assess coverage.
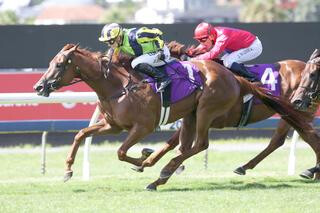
[68,44,79,53]
[74,43,80,50]
[309,49,320,60]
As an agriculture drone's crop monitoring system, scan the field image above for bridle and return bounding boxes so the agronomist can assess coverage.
[52,54,83,88]
[299,61,320,101]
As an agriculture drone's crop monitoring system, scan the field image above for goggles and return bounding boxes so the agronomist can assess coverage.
[105,38,117,45]
[197,37,208,43]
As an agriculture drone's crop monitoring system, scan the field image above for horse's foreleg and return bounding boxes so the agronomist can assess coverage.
[147,106,216,190]
[296,126,320,180]
[139,113,197,172]
[134,129,180,172]
[64,119,121,181]
[234,120,290,175]
[117,124,152,166]
[147,129,208,191]
[178,113,196,154]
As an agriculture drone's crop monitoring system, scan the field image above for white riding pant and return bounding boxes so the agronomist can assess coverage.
[221,37,263,68]
[131,45,171,68]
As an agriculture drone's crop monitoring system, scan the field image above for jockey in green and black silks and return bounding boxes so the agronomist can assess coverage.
[99,23,171,92]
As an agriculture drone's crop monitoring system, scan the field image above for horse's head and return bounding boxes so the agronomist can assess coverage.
[292,49,320,111]
[34,44,81,97]
[167,41,197,59]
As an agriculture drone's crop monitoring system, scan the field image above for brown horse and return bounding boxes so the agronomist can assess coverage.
[163,41,320,179]
[33,44,318,191]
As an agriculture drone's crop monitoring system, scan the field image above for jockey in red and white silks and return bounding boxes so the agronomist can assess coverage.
[189,22,262,81]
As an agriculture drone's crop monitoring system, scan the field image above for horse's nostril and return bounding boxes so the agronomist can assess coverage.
[34,85,43,92]
[292,99,302,105]
[310,93,317,99]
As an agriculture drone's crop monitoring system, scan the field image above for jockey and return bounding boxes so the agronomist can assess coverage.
[99,23,171,92]
[190,22,262,82]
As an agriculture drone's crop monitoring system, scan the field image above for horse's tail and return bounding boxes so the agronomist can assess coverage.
[238,78,312,132]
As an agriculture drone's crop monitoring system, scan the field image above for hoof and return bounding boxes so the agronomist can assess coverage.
[142,148,154,158]
[131,166,144,173]
[145,183,157,191]
[63,170,73,182]
[175,164,185,175]
[234,166,246,175]
[300,170,314,179]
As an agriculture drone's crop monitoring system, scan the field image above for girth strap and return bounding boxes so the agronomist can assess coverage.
[237,94,254,127]
[158,83,171,126]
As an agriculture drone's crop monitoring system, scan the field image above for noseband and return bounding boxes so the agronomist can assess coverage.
[49,54,84,90]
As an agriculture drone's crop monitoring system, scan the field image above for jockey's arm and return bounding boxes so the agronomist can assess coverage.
[137,27,165,50]
[195,35,228,60]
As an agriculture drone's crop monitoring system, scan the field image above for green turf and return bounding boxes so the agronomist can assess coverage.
[0,138,318,213]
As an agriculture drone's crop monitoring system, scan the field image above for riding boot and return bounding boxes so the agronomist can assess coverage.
[230,62,259,82]
[134,63,171,92]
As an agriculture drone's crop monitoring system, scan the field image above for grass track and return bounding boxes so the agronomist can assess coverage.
[0,138,319,213]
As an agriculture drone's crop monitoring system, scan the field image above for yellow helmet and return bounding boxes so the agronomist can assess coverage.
[99,23,123,44]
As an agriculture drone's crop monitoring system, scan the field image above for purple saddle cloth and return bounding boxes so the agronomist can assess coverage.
[246,63,281,97]
[145,62,281,104]
[146,61,203,103]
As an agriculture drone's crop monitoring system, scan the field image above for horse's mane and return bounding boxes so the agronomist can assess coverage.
[167,40,197,58]
[61,43,103,61]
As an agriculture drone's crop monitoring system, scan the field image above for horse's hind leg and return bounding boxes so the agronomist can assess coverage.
[234,119,290,175]
[64,119,121,182]
[146,102,228,190]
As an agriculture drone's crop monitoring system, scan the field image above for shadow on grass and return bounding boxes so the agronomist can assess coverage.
[160,178,319,192]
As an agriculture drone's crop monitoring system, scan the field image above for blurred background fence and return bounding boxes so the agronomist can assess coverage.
[0,0,319,146]
[0,23,319,69]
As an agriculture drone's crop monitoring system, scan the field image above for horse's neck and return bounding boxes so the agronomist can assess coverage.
[75,51,140,100]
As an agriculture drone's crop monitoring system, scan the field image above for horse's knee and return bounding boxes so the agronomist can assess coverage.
[117,149,126,161]
[74,129,86,141]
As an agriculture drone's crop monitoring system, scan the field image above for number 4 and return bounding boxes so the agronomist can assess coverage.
[261,68,277,91]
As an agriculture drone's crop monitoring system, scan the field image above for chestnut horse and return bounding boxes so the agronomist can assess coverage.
[291,49,320,111]
[34,44,318,191]
[164,41,320,179]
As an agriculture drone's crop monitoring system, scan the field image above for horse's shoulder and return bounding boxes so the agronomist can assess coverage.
[278,59,306,67]
[278,60,306,76]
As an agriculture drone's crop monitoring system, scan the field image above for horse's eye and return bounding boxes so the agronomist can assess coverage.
[310,73,316,79]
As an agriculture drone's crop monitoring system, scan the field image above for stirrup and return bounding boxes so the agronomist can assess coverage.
[156,79,171,92]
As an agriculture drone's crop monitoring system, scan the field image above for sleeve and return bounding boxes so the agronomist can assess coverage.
[137,27,164,48]
[195,34,228,60]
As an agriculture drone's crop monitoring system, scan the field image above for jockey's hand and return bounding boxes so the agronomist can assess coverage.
[102,48,115,63]
[180,54,191,61]
[102,55,111,63]
[159,50,165,61]
[186,46,196,57]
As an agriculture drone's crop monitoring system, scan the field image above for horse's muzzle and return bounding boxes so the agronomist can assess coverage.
[292,98,311,111]
[33,80,56,97]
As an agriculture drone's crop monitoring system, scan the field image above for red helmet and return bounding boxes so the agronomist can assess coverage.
[193,22,216,40]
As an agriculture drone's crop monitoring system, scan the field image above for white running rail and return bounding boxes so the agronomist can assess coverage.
[0,92,99,180]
